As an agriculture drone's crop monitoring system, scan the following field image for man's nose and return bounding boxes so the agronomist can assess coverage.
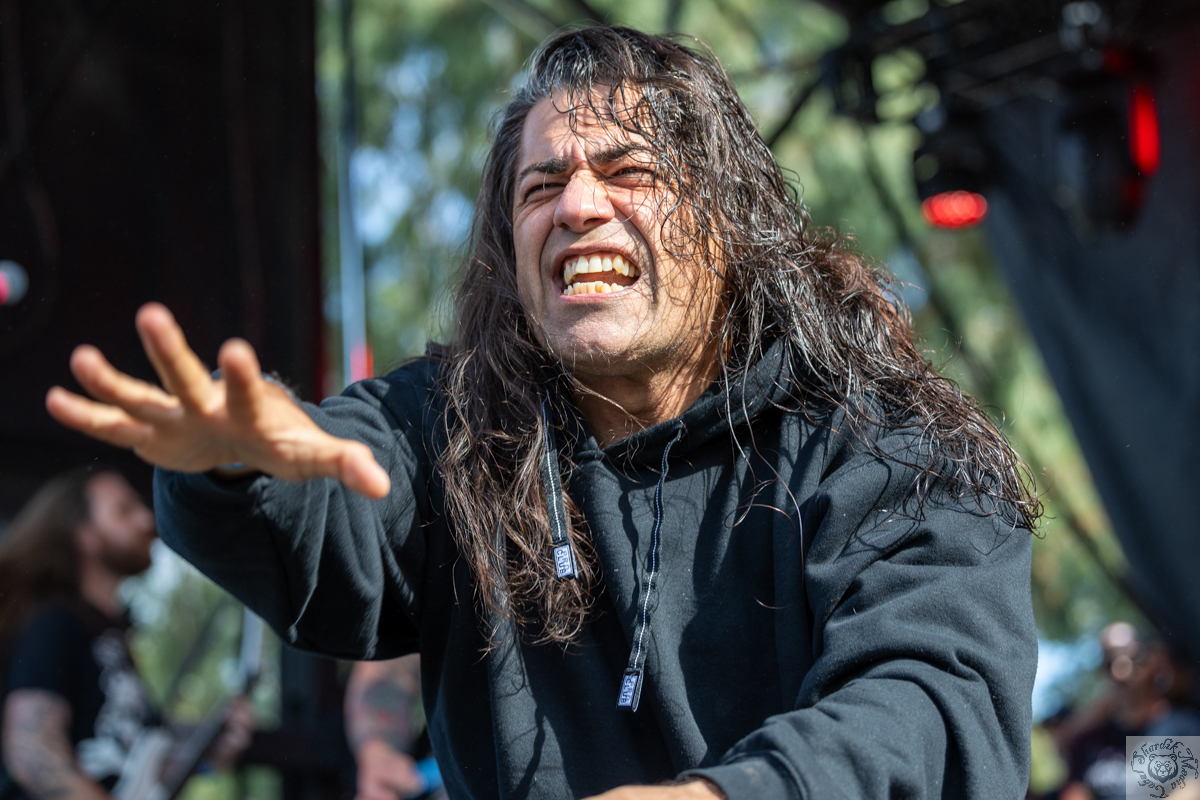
[553,171,614,232]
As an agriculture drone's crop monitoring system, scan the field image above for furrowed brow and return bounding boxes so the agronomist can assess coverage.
[588,143,641,166]
[517,157,569,187]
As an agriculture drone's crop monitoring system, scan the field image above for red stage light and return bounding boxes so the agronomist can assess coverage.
[1128,82,1160,176]
[921,191,988,228]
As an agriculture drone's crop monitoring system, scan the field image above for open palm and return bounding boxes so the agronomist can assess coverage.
[46,303,390,499]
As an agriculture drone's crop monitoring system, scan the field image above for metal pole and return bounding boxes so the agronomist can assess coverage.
[336,0,367,387]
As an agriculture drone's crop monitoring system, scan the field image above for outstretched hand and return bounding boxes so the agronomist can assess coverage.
[46,303,391,498]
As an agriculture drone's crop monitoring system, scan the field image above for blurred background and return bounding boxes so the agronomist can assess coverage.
[2,0,1199,797]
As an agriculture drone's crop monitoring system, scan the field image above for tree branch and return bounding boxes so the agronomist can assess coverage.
[664,0,686,31]
[563,0,606,24]
[764,76,818,149]
[475,0,561,40]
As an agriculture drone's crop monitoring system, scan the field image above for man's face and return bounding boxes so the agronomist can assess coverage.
[82,473,157,577]
[511,93,721,382]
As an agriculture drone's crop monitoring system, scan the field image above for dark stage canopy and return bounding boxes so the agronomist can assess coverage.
[0,0,322,515]
[984,20,1200,662]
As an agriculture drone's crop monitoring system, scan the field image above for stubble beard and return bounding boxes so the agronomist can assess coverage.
[99,536,154,577]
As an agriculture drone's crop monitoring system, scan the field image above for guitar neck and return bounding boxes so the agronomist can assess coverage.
[155,700,237,800]
[131,610,265,800]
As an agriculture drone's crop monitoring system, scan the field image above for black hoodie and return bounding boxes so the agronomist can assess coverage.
[155,341,1036,799]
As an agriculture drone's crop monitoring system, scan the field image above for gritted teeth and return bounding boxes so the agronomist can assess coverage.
[561,253,639,289]
[562,280,624,296]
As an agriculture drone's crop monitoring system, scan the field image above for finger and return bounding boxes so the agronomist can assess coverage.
[337,441,392,499]
[221,702,253,732]
[221,725,252,751]
[227,696,255,721]
[70,345,183,424]
[357,786,400,800]
[286,434,391,498]
[358,774,405,800]
[135,303,214,410]
[46,387,154,449]
[380,772,423,800]
[219,338,265,424]
[226,706,255,734]
[373,773,412,793]
[273,430,391,498]
[392,769,425,796]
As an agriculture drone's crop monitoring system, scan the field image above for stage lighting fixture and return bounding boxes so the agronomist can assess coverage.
[921,191,989,228]
[1127,81,1160,177]
[913,111,991,229]
[1055,56,1160,234]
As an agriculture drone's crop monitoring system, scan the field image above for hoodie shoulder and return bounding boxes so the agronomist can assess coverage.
[332,358,442,424]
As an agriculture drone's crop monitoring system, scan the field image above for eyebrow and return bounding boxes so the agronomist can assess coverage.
[515,143,643,187]
[516,156,569,187]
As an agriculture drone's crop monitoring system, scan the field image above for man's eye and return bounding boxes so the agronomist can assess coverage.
[525,178,566,197]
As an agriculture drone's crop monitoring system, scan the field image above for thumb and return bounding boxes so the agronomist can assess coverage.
[336,440,392,499]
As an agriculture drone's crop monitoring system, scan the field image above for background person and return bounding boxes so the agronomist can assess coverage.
[1053,622,1200,800]
[346,656,445,800]
[0,468,252,800]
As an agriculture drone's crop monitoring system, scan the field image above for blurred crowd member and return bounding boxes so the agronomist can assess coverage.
[345,656,444,800]
[1054,622,1200,800]
[0,468,252,800]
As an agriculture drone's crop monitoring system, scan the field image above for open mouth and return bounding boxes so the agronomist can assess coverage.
[560,252,640,297]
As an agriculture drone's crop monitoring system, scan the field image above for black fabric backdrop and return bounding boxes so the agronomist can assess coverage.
[982,22,1200,662]
[0,0,322,516]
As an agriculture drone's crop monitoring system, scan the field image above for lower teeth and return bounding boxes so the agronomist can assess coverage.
[564,281,623,296]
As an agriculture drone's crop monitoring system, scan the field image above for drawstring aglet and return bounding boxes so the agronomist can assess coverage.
[617,668,643,711]
[541,393,577,580]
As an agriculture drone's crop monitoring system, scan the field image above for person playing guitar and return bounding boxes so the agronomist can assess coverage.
[0,468,254,800]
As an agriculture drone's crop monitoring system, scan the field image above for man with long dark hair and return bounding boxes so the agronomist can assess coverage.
[47,26,1040,799]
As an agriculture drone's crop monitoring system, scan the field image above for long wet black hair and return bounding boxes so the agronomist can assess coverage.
[436,25,1040,646]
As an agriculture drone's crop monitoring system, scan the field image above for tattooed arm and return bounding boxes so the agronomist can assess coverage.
[2,690,110,800]
[344,656,424,800]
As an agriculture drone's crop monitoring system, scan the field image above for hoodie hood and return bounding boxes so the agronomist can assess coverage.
[568,336,797,468]
[538,336,800,712]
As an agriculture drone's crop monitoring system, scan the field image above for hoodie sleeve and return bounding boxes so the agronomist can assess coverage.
[153,365,439,660]
[688,436,1037,800]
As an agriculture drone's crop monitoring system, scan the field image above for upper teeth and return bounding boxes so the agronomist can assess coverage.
[562,253,638,286]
